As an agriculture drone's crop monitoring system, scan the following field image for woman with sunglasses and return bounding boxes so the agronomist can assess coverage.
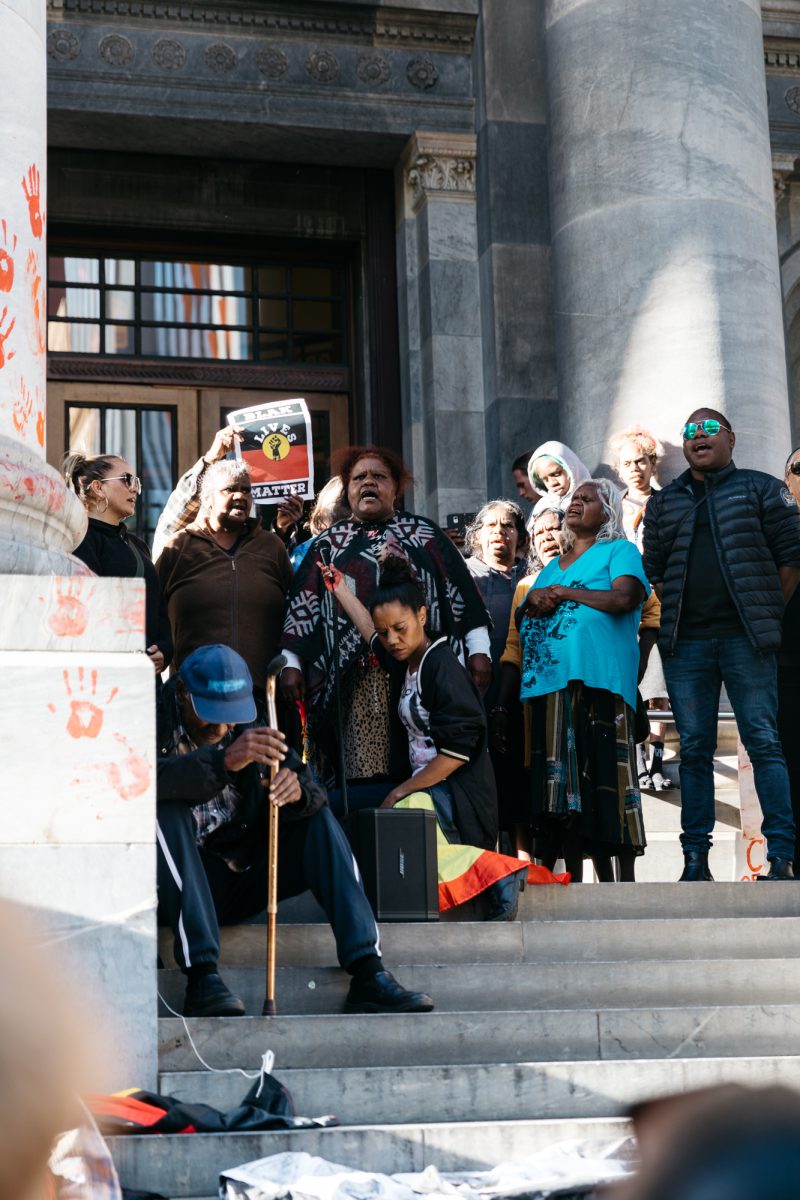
[64,452,173,676]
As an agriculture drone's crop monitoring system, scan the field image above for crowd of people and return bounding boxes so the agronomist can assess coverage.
[61,405,800,1017]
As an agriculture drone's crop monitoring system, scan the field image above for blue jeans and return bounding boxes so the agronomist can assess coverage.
[663,637,795,860]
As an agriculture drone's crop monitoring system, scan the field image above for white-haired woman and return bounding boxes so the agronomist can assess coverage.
[517,479,649,881]
[156,459,292,695]
[610,425,673,791]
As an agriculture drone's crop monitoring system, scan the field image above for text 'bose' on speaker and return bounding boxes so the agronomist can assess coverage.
[344,808,439,922]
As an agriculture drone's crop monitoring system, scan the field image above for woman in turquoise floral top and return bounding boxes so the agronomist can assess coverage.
[517,478,649,882]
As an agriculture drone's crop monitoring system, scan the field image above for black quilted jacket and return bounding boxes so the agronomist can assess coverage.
[642,463,800,655]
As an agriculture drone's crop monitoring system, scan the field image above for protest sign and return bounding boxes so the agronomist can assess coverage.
[226,398,315,504]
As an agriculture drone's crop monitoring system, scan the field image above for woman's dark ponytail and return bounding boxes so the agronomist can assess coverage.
[371,554,426,613]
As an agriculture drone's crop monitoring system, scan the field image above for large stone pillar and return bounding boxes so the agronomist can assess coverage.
[0,1,156,1088]
[395,132,488,523]
[546,0,790,478]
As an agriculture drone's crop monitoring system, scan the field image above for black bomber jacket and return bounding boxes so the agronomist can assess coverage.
[642,462,800,655]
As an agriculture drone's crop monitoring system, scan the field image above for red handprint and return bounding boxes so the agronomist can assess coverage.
[0,220,16,293]
[48,667,119,739]
[47,579,95,638]
[115,590,146,636]
[26,250,46,355]
[21,165,44,240]
[36,407,44,447]
[105,733,151,801]
[13,378,32,435]
[0,306,15,368]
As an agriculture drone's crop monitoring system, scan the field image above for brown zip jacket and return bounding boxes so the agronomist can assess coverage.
[156,518,292,691]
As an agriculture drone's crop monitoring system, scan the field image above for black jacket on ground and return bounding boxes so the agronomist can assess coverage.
[642,463,800,655]
[373,635,499,850]
[73,517,173,663]
[156,678,326,865]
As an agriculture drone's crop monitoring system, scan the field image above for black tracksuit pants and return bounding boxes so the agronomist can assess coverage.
[156,800,381,972]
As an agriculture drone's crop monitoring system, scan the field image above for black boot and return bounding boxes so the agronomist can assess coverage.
[679,851,714,882]
[757,857,795,881]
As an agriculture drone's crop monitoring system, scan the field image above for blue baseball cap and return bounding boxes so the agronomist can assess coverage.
[178,645,256,725]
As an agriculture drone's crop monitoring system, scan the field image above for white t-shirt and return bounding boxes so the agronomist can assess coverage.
[398,669,437,775]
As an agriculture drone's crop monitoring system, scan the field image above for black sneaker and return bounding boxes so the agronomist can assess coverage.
[758,857,796,881]
[344,969,434,1014]
[183,972,246,1017]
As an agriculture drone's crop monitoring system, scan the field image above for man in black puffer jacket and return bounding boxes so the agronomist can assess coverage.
[643,408,800,882]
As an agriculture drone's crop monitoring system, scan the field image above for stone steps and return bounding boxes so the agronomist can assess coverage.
[157,1004,800,1071]
[158,956,800,1015]
[121,883,800,1198]
[108,1116,633,1197]
[160,915,800,968]
[159,1055,800,1123]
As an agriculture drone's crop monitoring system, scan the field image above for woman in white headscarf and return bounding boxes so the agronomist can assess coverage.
[528,441,591,512]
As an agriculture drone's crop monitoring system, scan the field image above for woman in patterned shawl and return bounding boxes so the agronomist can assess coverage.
[280,446,491,787]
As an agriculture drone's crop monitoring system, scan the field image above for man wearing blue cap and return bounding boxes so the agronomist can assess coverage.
[156,644,434,1017]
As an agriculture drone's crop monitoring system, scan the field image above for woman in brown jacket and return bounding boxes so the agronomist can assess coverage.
[155,459,292,696]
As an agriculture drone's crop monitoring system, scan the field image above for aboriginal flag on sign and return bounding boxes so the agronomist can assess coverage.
[227,398,315,505]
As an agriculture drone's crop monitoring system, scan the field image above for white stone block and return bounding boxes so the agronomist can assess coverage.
[0,845,157,1089]
[0,574,145,651]
[0,650,155,845]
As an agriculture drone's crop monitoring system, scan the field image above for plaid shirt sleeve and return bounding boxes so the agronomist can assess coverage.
[152,456,208,561]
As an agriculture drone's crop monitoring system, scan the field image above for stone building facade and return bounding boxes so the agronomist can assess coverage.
[41,0,800,536]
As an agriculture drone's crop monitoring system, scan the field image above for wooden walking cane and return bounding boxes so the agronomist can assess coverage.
[262,652,287,1017]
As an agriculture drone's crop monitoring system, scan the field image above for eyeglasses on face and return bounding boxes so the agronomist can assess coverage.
[103,473,142,493]
[680,419,726,441]
[788,461,800,477]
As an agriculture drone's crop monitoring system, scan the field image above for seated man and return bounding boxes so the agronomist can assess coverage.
[157,643,434,1017]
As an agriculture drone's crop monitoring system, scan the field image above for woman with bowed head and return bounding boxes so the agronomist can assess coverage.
[64,452,172,677]
[321,555,566,918]
[517,479,649,881]
[280,446,491,788]
[610,426,673,792]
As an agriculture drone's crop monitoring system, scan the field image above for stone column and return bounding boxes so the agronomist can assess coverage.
[395,132,487,523]
[0,1,156,1088]
[546,0,790,478]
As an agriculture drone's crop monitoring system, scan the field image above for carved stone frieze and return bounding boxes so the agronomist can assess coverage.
[46,0,476,55]
[205,42,237,73]
[99,32,133,65]
[152,37,186,69]
[773,152,797,220]
[786,85,800,114]
[401,132,476,215]
[305,48,339,84]
[406,58,438,91]
[47,27,80,60]
[256,45,288,79]
[357,53,390,87]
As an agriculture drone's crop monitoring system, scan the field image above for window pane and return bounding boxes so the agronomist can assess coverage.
[258,298,288,328]
[47,287,100,319]
[292,300,341,331]
[48,256,100,284]
[141,409,173,549]
[107,290,135,320]
[258,266,287,293]
[104,325,135,354]
[292,267,337,296]
[104,409,137,466]
[140,325,252,359]
[139,260,250,291]
[291,331,342,364]
[48,322,100,353]
[140,292,251,325]
[68,407,101,455]
[259,332,290,361]
[105,259,135,286]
